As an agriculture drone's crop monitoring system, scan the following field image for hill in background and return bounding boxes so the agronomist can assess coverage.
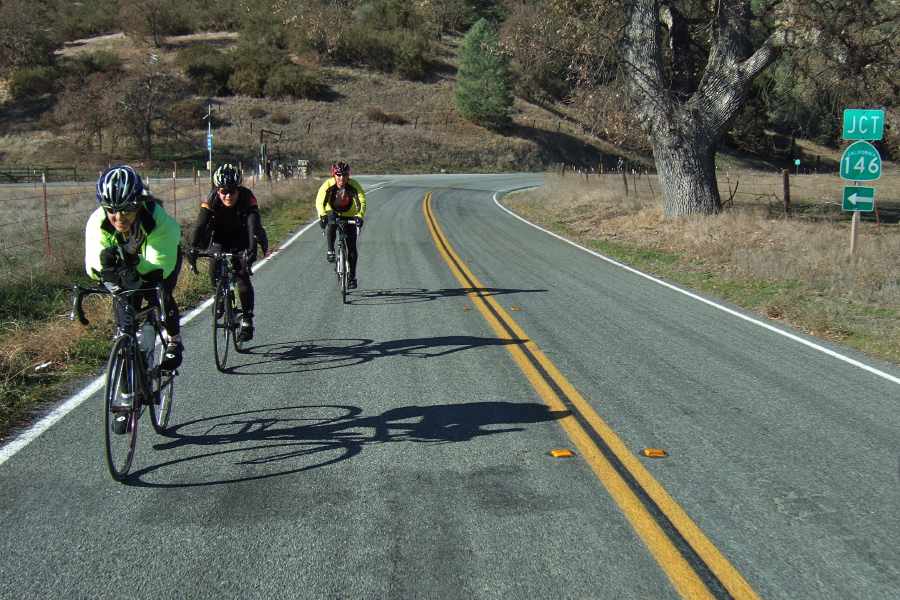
[0,32,841,176]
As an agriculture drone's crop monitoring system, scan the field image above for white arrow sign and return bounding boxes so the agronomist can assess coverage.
[842,186,875,211]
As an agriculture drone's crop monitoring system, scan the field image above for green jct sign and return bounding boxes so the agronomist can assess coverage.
[843,109,884,140]
[840,141,882,181]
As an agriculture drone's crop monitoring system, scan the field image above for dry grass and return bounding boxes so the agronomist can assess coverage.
[0,177,206,283]
[507,171,900,364]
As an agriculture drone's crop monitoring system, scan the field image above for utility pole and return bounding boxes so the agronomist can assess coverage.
[203,105,213,182]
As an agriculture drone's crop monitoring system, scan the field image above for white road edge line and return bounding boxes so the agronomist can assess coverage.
[0,183,391,466]
[494,188,900,387]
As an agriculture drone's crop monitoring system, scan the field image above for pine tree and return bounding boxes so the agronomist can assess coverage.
[454,19,516,133]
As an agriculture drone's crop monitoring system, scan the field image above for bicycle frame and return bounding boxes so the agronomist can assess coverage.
[71,282,175,481]
[193,249,248,370]
[332,217,358,304]
[72,283,165,392]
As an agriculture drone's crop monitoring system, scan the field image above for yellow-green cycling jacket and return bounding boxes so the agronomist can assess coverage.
[85,199,183,284]
[315,177,367,219]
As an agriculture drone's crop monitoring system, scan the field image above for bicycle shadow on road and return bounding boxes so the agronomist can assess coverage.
[126,401,571,487]
[346,286,547,306]
[222,335,529,375]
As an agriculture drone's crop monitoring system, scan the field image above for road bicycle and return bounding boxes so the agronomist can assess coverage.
[332,216,360,304]
[71,283,176,481]
[193,249,249,372]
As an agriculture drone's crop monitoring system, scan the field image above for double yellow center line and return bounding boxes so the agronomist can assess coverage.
[424,190,760,600]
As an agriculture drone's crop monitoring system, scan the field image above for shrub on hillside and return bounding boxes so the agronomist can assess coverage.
[287,0,434,81]
[59,50,123,76]
[175,44,234,96]
[270,110,290,125]
[50,0,119,41]
[248,106,267,119]
[168,98,207,131]
[8,66,59,99]
[366,106,408,126]
[264,64,323,99]
[358,29,433,81]
[228,43,286,97]
[0,0,56,77]
[229,66,267,98]
[37,111,62,133]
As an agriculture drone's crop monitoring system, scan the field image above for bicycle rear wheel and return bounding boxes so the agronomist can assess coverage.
[213,279,230,372]
[104,336,138,481]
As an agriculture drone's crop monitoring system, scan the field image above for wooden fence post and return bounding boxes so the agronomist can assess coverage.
[172,163,177,220]
[781,169,792,218]
[43,171,51,257]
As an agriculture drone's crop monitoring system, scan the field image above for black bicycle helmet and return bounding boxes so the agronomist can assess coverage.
[213,163,243,189]
[96,165,143,211]
[331,162,350,176]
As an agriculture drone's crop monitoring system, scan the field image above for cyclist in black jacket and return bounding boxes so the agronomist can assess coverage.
[186,164,263,342]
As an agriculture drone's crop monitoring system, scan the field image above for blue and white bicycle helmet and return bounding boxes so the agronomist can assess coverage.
[96,165,144,212]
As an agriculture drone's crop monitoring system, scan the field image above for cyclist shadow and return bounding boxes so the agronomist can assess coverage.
[227,335,529,375]
[348,286,547,306]
[127,401,570,487]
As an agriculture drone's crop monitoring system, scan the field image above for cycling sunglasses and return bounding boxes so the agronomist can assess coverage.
[218,188,238,196]
[102,203,139,215]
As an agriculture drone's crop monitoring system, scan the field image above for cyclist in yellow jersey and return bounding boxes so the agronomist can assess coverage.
[316,162,366,289]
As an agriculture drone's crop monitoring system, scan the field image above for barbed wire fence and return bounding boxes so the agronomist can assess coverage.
[557,164,898,222]
[0,165,300,284]
[2,160,896,284]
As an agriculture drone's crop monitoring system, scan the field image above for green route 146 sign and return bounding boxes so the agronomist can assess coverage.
[842,186,875,212]
[840,141,882,181]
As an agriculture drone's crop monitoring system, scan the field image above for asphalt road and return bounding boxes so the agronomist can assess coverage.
[2,173,899,599]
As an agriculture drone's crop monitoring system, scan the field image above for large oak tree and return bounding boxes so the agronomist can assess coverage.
[511,0,900,218]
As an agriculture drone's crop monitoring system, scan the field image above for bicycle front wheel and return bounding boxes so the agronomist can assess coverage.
[338,243,348,304]
[213,279,230,372]
[230,287,246,353]
[150,371,174,433]
[104,336,138,481]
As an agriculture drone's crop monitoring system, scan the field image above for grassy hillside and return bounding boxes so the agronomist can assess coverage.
[0,31,765,176]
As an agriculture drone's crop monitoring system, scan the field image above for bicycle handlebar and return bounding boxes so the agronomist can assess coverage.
[70,283,162,326]
[189,250,252,276]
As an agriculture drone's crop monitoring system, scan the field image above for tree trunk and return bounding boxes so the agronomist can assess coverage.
[622,0,783,218]
[650,132,721,218]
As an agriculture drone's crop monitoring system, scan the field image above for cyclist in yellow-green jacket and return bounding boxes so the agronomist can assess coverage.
[85,165,184,369]
[316,161,366,289]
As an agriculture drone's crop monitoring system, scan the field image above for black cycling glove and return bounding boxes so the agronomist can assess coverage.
[99,246,121,269]
[120,229,145,266]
